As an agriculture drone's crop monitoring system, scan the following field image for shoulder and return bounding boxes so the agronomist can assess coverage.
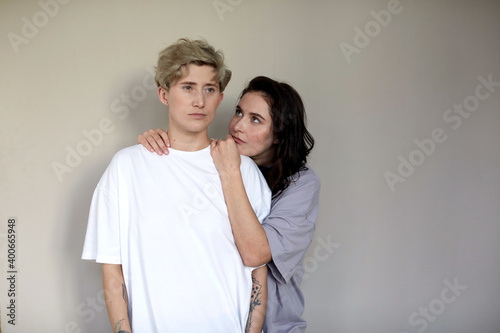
[272,164,320,211]
[239,155,271,193]
[101,145,157,178]
[239,155,264,179]
[97,145,158,190]
[109,145,152,165]
[239,155,268,184]
[289,164,321,192]
[239,155,259,169]
[112,144,148,159]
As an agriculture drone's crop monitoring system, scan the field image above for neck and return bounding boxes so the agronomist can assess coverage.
[166,128,211,151]
[251,146,276,167]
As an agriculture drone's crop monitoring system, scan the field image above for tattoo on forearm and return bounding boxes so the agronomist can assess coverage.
[245,277,263,332]
[122,283,129,306]
[114,318,129,333]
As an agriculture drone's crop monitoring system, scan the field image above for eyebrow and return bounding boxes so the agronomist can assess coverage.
[179,80,218,87]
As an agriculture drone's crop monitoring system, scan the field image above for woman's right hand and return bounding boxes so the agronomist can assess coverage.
[138,128,170,155]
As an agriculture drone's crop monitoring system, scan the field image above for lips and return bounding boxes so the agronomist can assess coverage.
[231,135,245,144]
[188,113,207,119]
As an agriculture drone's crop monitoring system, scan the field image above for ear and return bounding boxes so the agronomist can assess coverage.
[217,92,224,108]
[273,133,279,144]
[158,87,168,105]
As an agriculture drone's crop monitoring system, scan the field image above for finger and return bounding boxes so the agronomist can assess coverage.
[148,129,168,156]
[145,130,164,156]
[210,140,218,158]
[146,136,163,155]
[157,128,170,154]
[211,139,221,150]
[225,134,236,146]
[138,132,155,152]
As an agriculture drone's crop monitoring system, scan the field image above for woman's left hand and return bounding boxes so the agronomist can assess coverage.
[210,134,241,177]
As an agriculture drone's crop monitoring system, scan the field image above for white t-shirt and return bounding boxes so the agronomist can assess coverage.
[82,144,271,332]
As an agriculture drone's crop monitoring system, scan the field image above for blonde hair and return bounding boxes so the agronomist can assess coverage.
[155,38,232,92]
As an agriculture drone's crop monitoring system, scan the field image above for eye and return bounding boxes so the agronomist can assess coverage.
[235,109,243,116]
[205,87,216,93]
[252,116,260,124]
[182,85,192,91]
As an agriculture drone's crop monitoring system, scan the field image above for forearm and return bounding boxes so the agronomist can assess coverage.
[246,265,268,333]
[220,171,271,267]
[102,264,132,333]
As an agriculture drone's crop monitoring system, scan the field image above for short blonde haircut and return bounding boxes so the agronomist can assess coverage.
[155,38,232,92]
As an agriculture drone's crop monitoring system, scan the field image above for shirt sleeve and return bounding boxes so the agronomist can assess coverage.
[81,154,122,264]
[263,168,321,284]
[240,156,272,223]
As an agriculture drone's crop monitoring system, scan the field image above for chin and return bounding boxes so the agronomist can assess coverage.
[187,123,210,132]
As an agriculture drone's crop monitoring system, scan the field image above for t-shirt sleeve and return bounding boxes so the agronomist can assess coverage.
[240,156,272,223]
[81,155,122,264]
[263,169,321,284]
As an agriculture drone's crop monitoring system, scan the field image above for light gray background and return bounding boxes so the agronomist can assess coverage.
[1,0,499,332]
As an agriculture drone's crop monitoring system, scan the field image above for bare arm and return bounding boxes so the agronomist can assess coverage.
[211,136,271,267]
[103,264,132,333]
[138,128,170,155]
[246,265,268,333]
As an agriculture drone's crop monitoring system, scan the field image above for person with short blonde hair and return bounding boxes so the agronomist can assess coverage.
[82,38,270,333]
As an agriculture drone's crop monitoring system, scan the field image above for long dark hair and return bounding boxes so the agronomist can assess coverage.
[240,76,315,199]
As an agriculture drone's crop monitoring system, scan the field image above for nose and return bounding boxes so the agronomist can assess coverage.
[232,117,244,132]
[193,89,205,108]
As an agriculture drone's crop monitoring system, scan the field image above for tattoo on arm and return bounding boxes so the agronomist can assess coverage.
[245,277,263,332]
[114,318,130,333]
[114,284,130,333]
[122,283,129,307]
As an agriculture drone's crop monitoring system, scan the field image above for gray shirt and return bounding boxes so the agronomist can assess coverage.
[262,165,321,333]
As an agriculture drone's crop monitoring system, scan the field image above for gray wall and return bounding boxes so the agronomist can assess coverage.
[1,0,499,332]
